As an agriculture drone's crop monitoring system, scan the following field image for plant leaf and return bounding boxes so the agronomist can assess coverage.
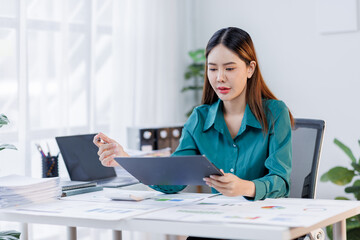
[347,215,360,231]
[0,144,17,151]
[320,171,330,182]
[326,225,333,240]
[0,230,21,239]
[0,114,10,128]
[345,186,360,193]
[324,166,355,185]
[184,72,192,80]
[334,138,357,163]
[188,63,205,76]
[347,227,360,240]
[335,196,350,200]
[189,49,205,63]
[181,86,204,92]
[352,180,360,200]
[352,162,360,173]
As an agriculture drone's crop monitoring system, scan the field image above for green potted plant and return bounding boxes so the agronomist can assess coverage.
[182,49,206,117]
[0,114,20,240]
[0,231,21,240]
[0,114,17,151]
[320,138,360,239]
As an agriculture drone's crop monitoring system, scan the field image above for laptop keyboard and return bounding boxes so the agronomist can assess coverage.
[96,176,139,187]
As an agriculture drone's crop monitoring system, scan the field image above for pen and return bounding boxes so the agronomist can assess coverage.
[46,142,51,156]
[35,143,46,158]
[96,137,108,144]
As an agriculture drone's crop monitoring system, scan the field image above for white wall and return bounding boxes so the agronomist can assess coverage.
[192,0,360,199]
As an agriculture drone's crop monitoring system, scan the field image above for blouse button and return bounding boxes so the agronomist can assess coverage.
[230,168,234,173]
[232,144,237,148]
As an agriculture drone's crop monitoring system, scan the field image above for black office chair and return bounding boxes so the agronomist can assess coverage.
[290,118,325,199]
[290,119,326,240]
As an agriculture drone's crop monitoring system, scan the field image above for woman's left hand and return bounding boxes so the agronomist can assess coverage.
[203,169,255,197]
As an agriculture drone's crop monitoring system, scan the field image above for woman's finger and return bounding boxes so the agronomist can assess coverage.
[100,149,115,161]
[206,178,229,189]
[97,132,114,143]
[101,155,119,167]
[97,144,115,157]
[206,182,228,195]
[99,143,116,152]
[210,174,231,183]
[93,134,102,147]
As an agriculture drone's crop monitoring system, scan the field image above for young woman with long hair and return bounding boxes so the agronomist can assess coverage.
[94,27,293,202]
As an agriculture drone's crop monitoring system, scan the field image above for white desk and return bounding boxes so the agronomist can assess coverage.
[1,189,359,240]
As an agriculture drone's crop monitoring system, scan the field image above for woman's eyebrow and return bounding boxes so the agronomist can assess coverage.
[208,62,236,66]
[223,62,236,66]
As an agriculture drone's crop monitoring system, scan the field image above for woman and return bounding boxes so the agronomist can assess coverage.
[94,27,293,202]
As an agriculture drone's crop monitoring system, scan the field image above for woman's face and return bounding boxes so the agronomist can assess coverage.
[207,44,255,104]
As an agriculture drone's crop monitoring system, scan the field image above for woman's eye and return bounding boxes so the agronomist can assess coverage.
[226,68,235,71]
[209,68,217,71]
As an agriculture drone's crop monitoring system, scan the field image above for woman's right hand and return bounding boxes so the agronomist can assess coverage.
[93,132,129,167]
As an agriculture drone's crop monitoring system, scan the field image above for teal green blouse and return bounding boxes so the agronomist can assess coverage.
[150,99,292,201]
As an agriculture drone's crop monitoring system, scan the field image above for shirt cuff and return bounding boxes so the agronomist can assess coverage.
[252,179,267,201]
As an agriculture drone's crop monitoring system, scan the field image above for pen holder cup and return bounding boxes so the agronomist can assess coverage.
[42,155,59,178]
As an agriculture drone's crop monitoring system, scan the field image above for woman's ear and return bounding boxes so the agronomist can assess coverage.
[247,61,256,78]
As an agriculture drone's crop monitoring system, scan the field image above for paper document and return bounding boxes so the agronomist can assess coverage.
[105,190,162,201]
[136,197,360,227]
[3,196,171,221]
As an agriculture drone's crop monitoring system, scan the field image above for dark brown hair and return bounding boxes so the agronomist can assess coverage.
[201,27,294,132]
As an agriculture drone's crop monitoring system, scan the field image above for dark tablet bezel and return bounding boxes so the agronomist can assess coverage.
[114,155,223,185]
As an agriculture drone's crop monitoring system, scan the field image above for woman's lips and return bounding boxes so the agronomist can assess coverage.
[217,87,231,94]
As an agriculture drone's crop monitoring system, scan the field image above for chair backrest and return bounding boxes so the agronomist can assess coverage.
[289,118,325,199]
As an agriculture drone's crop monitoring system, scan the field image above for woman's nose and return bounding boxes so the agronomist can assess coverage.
[217,70,225,82]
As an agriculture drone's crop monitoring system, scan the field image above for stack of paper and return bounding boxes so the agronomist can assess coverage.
[0,174,61,208]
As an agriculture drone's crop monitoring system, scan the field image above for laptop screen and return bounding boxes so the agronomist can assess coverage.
[56,134,116,181]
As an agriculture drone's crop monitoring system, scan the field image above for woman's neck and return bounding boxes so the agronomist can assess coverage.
[223,92,246,116]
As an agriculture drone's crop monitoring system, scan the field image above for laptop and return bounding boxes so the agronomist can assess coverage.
[55,133,139,188]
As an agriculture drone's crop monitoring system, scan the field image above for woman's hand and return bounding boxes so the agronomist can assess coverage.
[203,169,255,198]
[93,132,129,167]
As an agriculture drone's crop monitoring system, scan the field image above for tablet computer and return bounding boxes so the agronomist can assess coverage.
[114,155,223,185]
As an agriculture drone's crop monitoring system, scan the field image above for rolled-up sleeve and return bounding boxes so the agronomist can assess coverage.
[251,107,292,201]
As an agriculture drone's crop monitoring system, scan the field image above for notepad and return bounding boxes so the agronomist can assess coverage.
[61,186,104,197]
[105,190,161,201]
[60,180,97,191]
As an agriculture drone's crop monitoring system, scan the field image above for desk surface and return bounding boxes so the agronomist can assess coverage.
[1,187,360,240]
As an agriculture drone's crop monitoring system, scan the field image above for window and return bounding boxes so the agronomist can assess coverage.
[0,0,113,179]
[0,1,114,238]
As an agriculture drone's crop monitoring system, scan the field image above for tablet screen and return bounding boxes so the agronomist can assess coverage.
[114,155,223,185]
